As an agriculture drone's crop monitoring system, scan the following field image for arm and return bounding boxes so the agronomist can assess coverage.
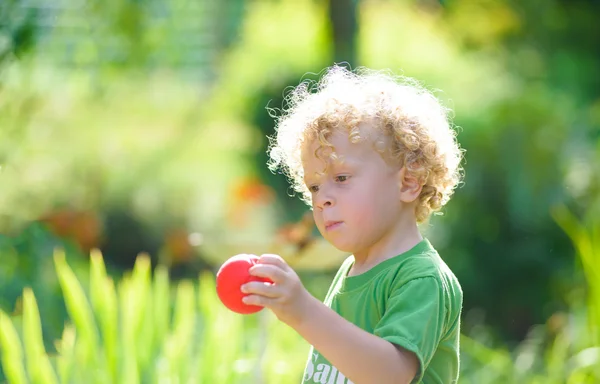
[295,294,418,384]
[241,254,419,384]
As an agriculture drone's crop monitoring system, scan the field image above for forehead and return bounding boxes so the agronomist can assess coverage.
[300,126,381,173]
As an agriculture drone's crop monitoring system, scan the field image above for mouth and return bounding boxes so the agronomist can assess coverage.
[324,221,343,231]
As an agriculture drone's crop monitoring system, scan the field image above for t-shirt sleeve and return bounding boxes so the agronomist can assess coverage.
[373,276,445,383]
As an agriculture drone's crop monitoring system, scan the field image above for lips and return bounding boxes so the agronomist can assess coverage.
[324,220,343,231]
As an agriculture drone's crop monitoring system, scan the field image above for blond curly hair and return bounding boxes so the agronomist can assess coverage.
[267,65,464,223]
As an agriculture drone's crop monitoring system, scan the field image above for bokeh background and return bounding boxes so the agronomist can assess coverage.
[0,0,599,382]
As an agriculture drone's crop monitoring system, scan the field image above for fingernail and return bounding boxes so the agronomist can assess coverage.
[240,285,247,293]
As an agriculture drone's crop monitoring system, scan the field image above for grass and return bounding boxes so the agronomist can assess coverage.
[0,204,597,383]
[1,0,598,380]
[457,205,600,383]
[0,248,309,384]
[0,205,598,383]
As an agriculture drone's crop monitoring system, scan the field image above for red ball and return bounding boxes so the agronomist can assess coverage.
[216,254,272,314]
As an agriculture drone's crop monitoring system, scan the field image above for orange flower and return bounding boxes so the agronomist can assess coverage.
[163,228,195,265]
[227,177,275,228]
[231,177,275,204]
[39,209,102,253]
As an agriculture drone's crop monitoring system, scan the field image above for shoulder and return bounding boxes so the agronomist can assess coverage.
[394,244,460,286]
[382,245,463,308]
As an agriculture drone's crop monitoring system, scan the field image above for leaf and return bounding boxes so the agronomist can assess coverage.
[22,288,58,384]
[131,254,153,374]
[197,272,245,383]
[89,250,107,314]
[54,325,76,384]
[90,250,118,383]
[551,204,600,346]
[53,249,99,371]
[152,265,170,352]
[0,310,28,384]
[102,277,119,382]
[171,281,196,382]
[118,278,140,384]
[460,334,513,378]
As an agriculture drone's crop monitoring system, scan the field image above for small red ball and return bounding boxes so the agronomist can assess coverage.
[216,254,272,314]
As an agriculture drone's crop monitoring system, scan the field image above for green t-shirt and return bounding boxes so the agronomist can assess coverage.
[301,238,463,384]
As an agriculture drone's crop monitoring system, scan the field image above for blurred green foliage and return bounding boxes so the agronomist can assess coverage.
[0,0,38,62]
[0,0,599,382]
[0,212,598,383]
[0,223,80,351]
[0,250,310,384]
[352,0,600,341]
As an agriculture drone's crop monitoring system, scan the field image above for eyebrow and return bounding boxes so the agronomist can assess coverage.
[329,156,361,170]
[303,157,358,181]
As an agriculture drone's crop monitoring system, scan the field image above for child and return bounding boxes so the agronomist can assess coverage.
[240,65,465,384]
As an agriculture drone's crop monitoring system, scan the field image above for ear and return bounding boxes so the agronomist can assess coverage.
[398,167,423,203]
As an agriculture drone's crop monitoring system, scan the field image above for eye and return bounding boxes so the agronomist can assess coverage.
[335,175,350,183]
[308,185,319,193]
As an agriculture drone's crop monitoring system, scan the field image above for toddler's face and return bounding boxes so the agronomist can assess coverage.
[301,126,403,254]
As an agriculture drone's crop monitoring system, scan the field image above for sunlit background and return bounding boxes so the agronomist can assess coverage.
[0,0,599,382]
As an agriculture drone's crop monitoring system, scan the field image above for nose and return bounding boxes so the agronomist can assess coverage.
[314,188,335,210]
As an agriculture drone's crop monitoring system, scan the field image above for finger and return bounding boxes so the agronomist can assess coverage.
[257,254,290,270]
[242,294,275,308]
[249,264,287,283]
[241,281,280,298]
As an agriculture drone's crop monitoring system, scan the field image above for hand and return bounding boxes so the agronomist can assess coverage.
[241,254,316,327]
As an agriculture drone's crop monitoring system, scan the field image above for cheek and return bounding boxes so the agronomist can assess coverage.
[343,184,395,221]
[312,210,325,230]
[342,191,376,222]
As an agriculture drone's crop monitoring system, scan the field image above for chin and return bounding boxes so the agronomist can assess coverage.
[329,240,357,254]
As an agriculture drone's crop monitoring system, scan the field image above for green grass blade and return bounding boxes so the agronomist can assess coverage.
[172,280,196,383]
[152,265,170,352]
[53,249,99,373]
[545,329,570,381]
[459,334,512,381]
[118,278,140,384]
[151,266,171,384]
[103,277,119,383]
[22,288,59,384]
[197,272,246,383]
[0,310,28,384]
[89,249,119,382]
[89,250,108,318]
[552,205,600,345]
[99,281,119,380]
[54,325,76,384]
[152,279,197,384]
[131,254,153,376]
[263,313,307,383]
[198,271,218,320]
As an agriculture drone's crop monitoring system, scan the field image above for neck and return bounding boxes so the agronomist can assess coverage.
[350,214,423,276]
